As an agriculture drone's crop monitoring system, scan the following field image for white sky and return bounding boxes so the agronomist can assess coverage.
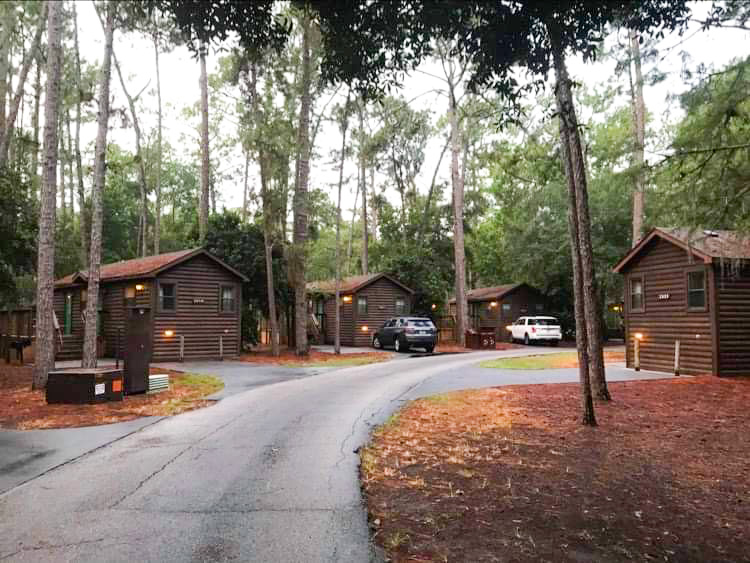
[59,2,750,220]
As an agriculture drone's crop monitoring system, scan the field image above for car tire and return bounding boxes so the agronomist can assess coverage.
[425,345,434,353]
[395,336,409,353]
[394,337,401,352]
[372,336,381,349]
[524,333,530,346]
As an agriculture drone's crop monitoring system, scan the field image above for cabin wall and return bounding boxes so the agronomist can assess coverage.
[151,254,242,361]
[471,287,548,341]
[352,278,411,347]
[716,261,750,376]
[623,238,713,375]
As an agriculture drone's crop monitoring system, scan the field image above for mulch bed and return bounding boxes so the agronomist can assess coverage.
[0,363,219,430]
[238,348,393,366]
[362,376,750,562]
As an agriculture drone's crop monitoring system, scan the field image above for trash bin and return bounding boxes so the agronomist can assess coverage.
[46,368,124,404]
[479,328,496,349]
[465,330,479,349]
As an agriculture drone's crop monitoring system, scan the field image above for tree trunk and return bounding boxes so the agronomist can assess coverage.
[334,90,352,354]
[550,30,610,407]
[198,44,210,244]
[73,2,87,266]
[629,30,646,247]
[153,33,162,254]
[369,167,377,242]
[82,3,114,369]
[449,89,468,348]
[0,2,45,167]
[31,58,41,192]
[358,102,368,275]
[347,180,359,273]
[112,50,148,257]
[32,0,63,389]
[419,136,450,242]
[58,119,66,215]
[0,1,12,143]
[66,109,75,212]
[242,149,249,223]
[291,11,312,356]
[261,155,280,357]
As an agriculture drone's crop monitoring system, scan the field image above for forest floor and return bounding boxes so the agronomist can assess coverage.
[238,348,394,367]
[0,363,223,430]
[361,376,750,562]
[480,348,625,370]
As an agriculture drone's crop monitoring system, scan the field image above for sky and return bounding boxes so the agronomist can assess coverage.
[61,2,750,220]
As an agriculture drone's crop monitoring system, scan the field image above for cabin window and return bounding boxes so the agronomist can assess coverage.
[63,293,73,335]
[630,276,644,313]
[502,303,511,315]
[159,283,176,311]
[357,296,368,315]
[395,297,407,315]
[220,285,236,312]
[687,270,707,309]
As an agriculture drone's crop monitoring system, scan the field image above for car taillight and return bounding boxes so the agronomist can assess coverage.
[531,327,536,333]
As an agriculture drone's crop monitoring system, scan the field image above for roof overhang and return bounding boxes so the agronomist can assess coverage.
[612,228,712,274]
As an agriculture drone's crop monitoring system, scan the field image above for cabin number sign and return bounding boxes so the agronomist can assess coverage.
[657,293,671,301]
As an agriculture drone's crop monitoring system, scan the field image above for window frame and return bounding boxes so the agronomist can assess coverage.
[394,297,407,315]
[629,275,645,314]
[686,267,708,312]
[219,284,237,314]
[157,280,178,314]
[357,295,368,315]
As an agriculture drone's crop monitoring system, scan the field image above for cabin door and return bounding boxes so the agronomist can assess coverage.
[124,306,152,394]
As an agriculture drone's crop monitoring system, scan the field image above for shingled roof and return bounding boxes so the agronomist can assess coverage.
[307,272,413,295]
[449,284,527,304]
[55,248,247,287]
[613,227,750,273]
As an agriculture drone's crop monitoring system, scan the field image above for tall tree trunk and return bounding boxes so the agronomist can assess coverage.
[0,1,12,142]
[449,88,468,348]
[112,50,148,257]
[32,0,63,389]
[73,2,87,266]
[0,1,44,167]
[31,58,41,191]
[82,3,114,369]
[334,90,352,355]
[358,102,368,275]
[550,29,609,409]
[347,180,359,273]
[369,167,377,242]
[291,11,312,356]
[242,149,249,223]
[66,109,74,212]
[58,120,66,215]
[153,33,163,254]
[629,30,646,247]
[198,44,210,243]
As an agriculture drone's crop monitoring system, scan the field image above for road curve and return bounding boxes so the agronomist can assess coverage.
[0,348,568,562]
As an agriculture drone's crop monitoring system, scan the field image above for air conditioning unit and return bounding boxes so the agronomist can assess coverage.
[148,373,169,393]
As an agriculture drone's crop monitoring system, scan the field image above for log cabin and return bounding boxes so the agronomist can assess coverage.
[613,227,750,376]
[449,283,549,341]
[307,273,414,347]
[52,248,247,362]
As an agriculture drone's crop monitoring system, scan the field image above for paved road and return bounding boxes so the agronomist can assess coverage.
[0,348,671,562]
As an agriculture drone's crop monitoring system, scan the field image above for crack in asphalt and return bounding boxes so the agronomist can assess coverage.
[1,537,110,560]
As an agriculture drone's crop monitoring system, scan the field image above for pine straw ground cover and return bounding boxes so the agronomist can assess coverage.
[0,363,223,430]
[361,377,750,562]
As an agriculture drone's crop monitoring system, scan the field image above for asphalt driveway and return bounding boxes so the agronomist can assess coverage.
[1,347,673,562]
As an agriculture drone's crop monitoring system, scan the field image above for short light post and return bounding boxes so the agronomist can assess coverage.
[674,339,681,377]
[634,332,643,371]
[163,329,182,362]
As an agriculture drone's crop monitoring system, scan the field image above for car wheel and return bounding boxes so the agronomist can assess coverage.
[372,336,381,349]
[394,337,401,352]
[425,345,434,353]
[523,333,530,346]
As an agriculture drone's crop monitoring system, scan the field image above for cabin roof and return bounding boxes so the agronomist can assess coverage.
[449,283,527,304]
[613,227,750,273]
[54,248,248,287]
[307,272,414,295]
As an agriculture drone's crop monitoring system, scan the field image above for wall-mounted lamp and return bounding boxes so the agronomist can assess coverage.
[361,325,369,332]
[489,301,498,308]
[342,295,352,303]
[431,303,437,310]
[164,329,174,337]
[505,325,513,331]
[135,284,145,291]
[634,332,644,341]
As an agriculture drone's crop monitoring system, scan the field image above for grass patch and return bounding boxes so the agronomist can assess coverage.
[299,355,386,368]
[177,373,224,394]
[480,352,577,370]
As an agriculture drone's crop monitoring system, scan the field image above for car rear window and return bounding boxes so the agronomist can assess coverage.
[408,319,435,328]
[535,318,559,326]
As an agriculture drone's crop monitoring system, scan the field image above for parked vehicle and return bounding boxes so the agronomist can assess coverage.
[508,316,562,345]
[372,317,437,353]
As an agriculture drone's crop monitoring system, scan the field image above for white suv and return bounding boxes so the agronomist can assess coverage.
[509,316,562,345]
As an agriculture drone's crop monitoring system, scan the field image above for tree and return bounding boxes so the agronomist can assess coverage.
[73,1,89,267]
[82,2,115,369]
[198,42,210,244]
[33,0,64,389]
[333,90,352,354]
[628,30,646,246]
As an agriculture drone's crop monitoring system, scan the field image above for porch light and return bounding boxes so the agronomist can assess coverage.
[342,295,352,303]
[135,284,145,291]
[489,301,498,308]
[164,330,174,337]
[634,332,643,341]
[361,325,369,332]
[431,303,437,310]
[506,325,513,331]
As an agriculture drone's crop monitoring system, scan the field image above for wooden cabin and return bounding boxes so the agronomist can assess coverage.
[613,227,750,376]
[307,273,414,347]
[52,248,247,362]
[449,283,549,341]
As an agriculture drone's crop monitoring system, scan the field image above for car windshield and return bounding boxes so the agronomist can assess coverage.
[535,318,559,326]
[408,319,434,328]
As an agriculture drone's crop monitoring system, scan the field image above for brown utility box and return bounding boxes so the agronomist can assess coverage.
[46,368,124,404]
[466,329,496,350]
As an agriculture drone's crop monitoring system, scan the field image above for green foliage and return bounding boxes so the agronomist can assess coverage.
[0,167,37,305]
